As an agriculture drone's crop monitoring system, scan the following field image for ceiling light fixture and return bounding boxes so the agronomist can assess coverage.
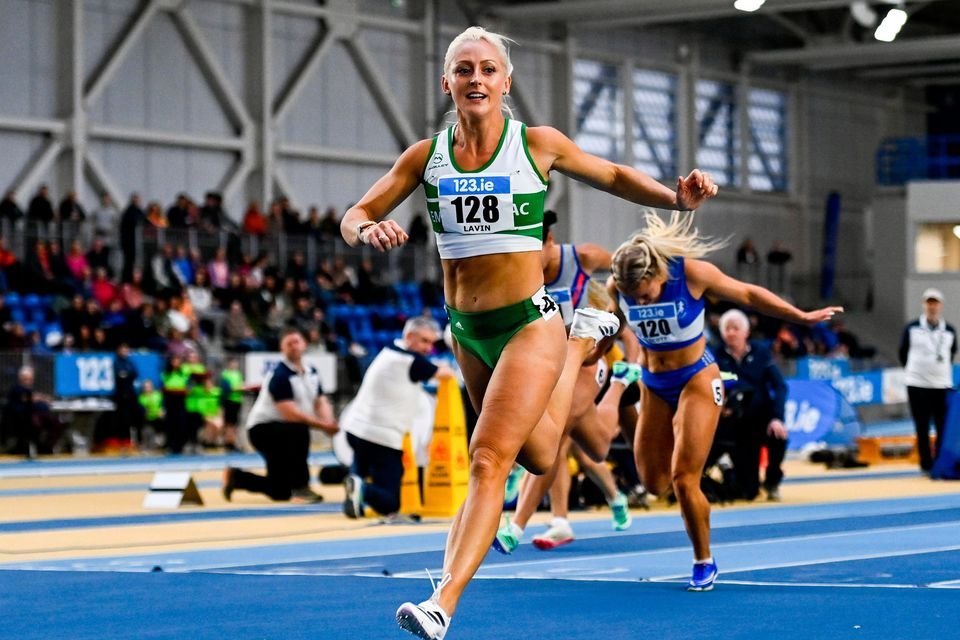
[734,0,766,12]
[953,225,960,240]
[874,7,908,42]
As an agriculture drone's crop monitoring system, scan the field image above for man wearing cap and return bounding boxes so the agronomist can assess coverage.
[898,288,957,473]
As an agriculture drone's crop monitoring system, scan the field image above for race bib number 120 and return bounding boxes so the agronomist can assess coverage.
[438,175,513,234]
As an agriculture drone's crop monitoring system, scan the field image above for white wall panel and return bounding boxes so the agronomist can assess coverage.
[0,133,48,193]
[90,140,233,205]
[192,0,247,96]
[91,13,232,136]
[282,41,394,151]
[271,12,318,104]
[0,0,57,118]
[83,0,138,82]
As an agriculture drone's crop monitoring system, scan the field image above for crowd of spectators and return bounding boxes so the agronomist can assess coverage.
[0,185,442,363]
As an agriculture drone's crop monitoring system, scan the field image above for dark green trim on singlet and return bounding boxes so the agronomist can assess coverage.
[448,118,510,174]
[520,123,549,186]
[420,135,439,185]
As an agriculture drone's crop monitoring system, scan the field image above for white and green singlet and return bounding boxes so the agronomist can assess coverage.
[421,118,548,260]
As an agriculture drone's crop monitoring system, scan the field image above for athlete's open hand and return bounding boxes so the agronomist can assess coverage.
[361,220,409,253]
[801,306,844,326]
[676,169,719,211]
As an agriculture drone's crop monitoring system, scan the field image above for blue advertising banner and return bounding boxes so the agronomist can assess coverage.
[54,353,163,397]
[794,357,851,380]
[784,380,861,450]
[932,392,960,480]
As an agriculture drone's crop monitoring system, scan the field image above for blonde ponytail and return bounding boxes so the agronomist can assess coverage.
[611,210,728,290]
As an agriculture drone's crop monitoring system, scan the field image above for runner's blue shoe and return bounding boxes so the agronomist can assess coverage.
[687,559,718,591]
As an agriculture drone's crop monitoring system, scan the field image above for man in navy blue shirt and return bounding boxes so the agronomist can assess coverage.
[713,309,788,501]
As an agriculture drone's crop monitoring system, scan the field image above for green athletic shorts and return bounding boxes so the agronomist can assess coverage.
[447,286,559,369]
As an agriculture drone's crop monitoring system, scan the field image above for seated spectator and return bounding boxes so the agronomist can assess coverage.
[126,302,163,351]
[65,239,90,281]
[5,322,27,350]
[26,240,58,294]
[172,245,195,286]
[91,267,118,308]
[243,200,268,236]
[207,247,229,291]
[86,235,113,278]
[286,251,309,282]
[0,190,23,222]
[1,366,64,457]
[830,318,876,359]
[223,301,265,352]
[0,237,18,292]
[147,243,180,296]
[120,267,147,310]
[61,294,86,342]
[304,206,323,240]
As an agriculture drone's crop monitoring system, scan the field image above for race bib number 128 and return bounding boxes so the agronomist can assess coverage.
[438,175,513,234]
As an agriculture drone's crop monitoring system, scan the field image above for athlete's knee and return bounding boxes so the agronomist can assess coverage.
[469,445,512,483]
[671,468,701,500]
[644,472,672,497]
[516,446,554,475]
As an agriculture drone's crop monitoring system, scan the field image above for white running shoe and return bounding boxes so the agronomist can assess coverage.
[396,573,452,639]
[570,308,620,345]
[532,518,576,550]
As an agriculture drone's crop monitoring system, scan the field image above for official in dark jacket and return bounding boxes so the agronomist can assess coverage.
[713,309,789,501]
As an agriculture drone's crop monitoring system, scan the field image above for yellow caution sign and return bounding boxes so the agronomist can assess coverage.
[399,431,422,515]
[421,378,470,517]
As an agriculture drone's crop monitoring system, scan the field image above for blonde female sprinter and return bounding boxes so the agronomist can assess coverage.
[607,211,841,591]
[341,27,718,639]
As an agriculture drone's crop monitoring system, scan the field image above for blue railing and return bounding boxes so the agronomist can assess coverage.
[876,135,960,185]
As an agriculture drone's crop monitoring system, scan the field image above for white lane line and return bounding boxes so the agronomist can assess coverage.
[648,544,960,582]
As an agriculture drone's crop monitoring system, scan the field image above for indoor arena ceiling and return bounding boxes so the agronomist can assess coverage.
[478,1,960,84]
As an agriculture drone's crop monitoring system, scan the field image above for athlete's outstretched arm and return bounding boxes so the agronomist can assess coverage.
[687,259,842,325]
[340,139,432,250]
[526,126,718,211]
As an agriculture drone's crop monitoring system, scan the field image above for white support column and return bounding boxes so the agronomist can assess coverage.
[84,0,159,109]
[65,0,85,192]
[677,43,697,175]
[253,0,274,207]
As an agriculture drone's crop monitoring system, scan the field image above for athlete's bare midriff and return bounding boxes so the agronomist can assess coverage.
[639,335,709,373]
[442,251,545,312]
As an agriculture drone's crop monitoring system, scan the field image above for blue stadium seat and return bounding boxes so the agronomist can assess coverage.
[22,294,41,310]
[9,307,24,324]
[4,292,20,307]
[30,308,46,324]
